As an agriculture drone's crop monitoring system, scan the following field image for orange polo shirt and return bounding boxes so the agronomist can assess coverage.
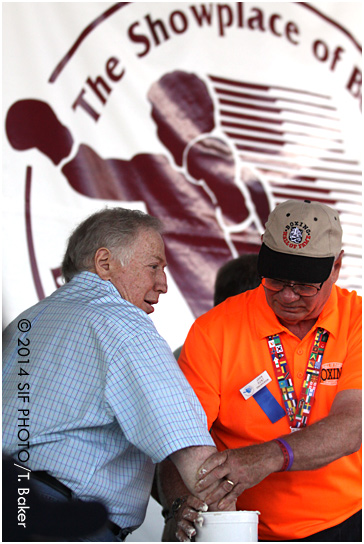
[179,284,362,540]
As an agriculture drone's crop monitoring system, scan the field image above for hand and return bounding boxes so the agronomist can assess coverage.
[194,443,281,509]
[162,495,208,543]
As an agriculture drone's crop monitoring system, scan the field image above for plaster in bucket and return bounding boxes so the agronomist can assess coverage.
[195,510,260,542]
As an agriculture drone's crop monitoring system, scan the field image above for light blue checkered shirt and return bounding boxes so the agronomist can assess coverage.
[2,271,214,529]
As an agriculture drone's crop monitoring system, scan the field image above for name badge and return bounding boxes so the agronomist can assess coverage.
[240,371,272,400]
[240,371,286,424]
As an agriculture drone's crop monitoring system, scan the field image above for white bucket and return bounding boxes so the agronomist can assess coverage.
[195,510,260,542]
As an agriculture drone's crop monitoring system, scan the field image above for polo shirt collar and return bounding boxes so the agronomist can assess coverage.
[255,284,339,340]
[314,285,339,339]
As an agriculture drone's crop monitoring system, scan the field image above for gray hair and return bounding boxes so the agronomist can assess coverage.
[61,207,163,283]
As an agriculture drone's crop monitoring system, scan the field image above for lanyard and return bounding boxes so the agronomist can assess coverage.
[267,328,329,430]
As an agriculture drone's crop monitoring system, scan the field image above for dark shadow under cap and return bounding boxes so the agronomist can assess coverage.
[257,243,334,284]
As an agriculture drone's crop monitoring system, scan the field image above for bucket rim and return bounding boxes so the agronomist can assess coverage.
[201,510,260,523]
[202,510,260,516]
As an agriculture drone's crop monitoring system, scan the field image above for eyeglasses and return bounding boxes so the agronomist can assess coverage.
[261,277,323,297]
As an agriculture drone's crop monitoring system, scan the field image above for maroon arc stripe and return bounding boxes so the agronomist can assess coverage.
[25,166,45,300]
[300,3,362,51]
[49,3,129,83]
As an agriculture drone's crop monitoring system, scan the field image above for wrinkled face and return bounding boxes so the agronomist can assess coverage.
[109,229,168,314]
[263,254,342,328]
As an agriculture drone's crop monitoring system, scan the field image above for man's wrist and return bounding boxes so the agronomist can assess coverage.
[162,496,187,523]
[273,438,294,471]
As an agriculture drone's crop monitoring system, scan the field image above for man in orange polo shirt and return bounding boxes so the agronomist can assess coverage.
[158,199,361,542]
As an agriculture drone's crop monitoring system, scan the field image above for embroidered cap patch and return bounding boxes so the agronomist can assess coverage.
[283,221,311,250]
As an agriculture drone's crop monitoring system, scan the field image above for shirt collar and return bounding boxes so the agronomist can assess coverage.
[71,270,114,290]
[70,271,124,300]
[313,285,339,339]
[70,270,151,319]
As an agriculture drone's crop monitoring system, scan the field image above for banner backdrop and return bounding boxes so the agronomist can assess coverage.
[2,2,362,539]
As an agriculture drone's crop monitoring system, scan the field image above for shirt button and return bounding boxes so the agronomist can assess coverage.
[297,349,303,355]
[297,371,304,379]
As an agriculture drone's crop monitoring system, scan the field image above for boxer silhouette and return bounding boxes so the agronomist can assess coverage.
[6,71,270,316]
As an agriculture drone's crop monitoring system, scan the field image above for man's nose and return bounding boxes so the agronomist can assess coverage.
[156,270,168,294]
[279,285,300,301]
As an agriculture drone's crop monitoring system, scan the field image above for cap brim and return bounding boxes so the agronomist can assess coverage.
[257,243,334,283]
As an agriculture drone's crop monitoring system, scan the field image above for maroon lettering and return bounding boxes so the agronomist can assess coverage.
[72,57,126,122]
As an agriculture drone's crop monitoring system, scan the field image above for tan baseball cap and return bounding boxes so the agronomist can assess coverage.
[257,199,342,283]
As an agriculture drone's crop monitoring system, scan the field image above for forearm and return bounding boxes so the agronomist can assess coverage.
[169,445,218,501]
[157,457,212,543]
[157,451,235,543]
[156,447,222,512]
[157,456,235,513]
[279,409,362,471]
[156,457,190,512]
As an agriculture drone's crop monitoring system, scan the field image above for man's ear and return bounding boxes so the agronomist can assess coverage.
[331,250,344,283]
[94,248,113,280]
